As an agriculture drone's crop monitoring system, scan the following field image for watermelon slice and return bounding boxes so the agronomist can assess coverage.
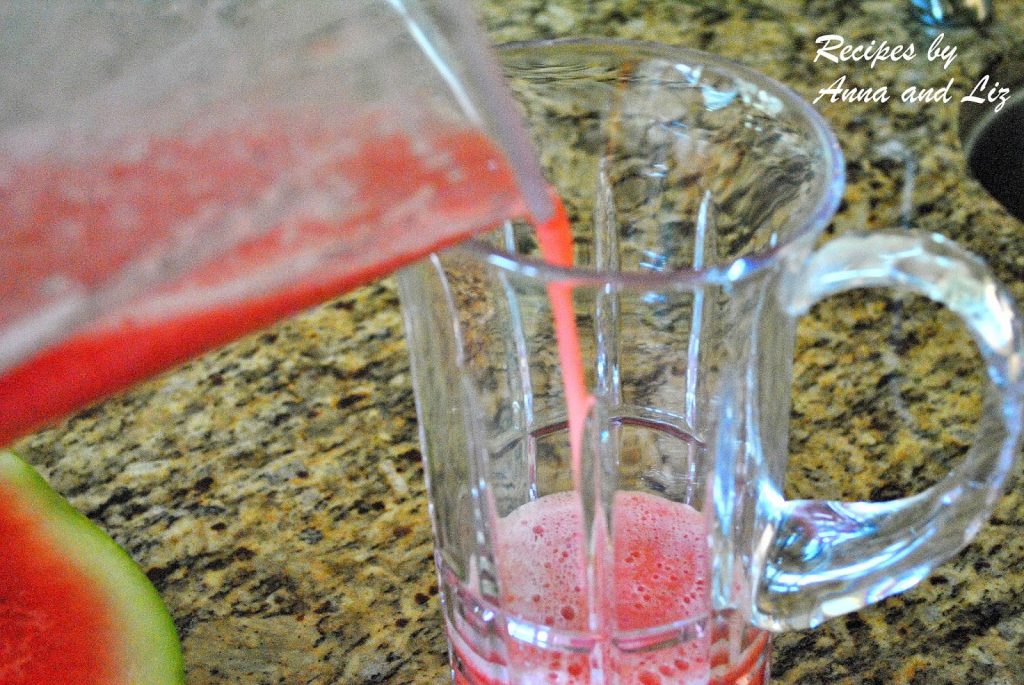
[0,450,185,685]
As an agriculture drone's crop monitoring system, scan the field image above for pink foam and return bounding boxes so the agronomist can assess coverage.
[492,491,711,684]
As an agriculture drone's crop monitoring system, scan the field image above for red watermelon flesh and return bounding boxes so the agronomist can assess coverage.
[0,450,184,685]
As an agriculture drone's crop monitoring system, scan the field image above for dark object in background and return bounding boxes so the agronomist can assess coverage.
[960,52,1024,223]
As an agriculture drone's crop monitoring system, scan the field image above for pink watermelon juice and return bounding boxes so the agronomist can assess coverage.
[448,491,768,685]
[0,117,524,445]
[442,203,769,685]
[436,204,765,683]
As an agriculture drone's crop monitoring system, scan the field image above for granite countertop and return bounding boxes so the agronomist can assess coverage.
[10,1,1024,683]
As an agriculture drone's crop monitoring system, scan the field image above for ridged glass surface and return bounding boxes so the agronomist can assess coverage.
[398,39,1023,685]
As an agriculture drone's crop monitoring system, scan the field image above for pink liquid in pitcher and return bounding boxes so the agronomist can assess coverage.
[449,491,768,685]
[447,204,769,685]
[0,116,525,445]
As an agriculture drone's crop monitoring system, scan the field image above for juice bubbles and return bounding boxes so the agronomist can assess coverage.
[441,202,771,685]
[448,490,768,685]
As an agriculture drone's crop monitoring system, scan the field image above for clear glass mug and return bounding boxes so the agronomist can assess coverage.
[397,39,1024,684]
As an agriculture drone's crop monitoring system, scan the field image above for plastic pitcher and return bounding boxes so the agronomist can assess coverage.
[0,0,550,443]
[397,39,1024,684]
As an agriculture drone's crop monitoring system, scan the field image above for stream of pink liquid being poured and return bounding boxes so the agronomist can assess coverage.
[532,197,593,485]
[0,112,769,679]
[465,200,769,685]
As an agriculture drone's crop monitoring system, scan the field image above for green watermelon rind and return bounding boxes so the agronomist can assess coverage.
[0,449,185,685]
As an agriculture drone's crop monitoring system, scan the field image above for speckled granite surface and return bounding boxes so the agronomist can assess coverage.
[10,1,1024,683]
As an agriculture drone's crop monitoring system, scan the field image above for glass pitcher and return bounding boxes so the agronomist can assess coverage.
[397,39,1023,684]
[0,0,548,443]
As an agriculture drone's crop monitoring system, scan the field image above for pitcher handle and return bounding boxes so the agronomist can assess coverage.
[754,230,1024,631]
